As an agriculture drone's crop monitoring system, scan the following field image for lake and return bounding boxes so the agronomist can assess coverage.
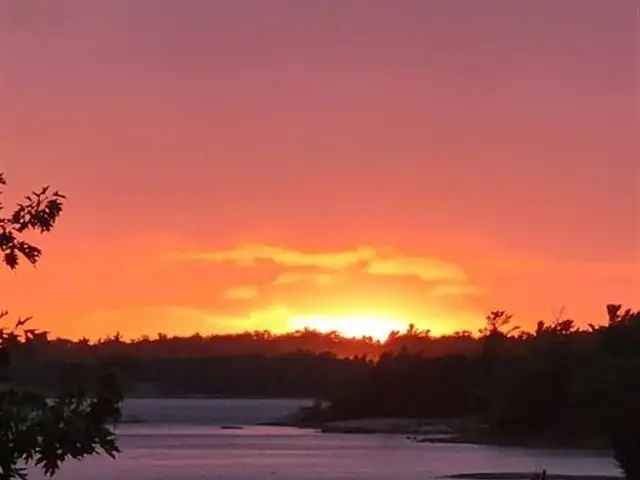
[28,398,621,479]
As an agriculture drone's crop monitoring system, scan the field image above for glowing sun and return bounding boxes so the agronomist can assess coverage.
[289,313,408,341]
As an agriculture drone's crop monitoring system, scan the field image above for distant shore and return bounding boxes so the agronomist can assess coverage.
[123,394,315,400]
[447,474,621,480]
[278,414,612,450]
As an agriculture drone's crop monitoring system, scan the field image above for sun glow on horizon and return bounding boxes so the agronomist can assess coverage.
[289,313,409,341]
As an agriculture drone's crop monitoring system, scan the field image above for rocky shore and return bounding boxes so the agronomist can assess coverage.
[319,417,455,435]
[275,410,612,451]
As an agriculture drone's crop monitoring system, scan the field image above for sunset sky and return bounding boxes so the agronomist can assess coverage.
[1,1,638,340]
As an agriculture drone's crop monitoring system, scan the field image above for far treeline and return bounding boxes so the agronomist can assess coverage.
[6,306,639,473]
[2,306,639,434]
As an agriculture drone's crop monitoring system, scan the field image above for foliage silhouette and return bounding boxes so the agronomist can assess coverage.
[0,174,122,480]
[0,173,64,270]
[317,305,639,455]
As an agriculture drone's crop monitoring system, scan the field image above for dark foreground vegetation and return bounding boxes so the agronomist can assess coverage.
[322,306,639,478]
[1,173,121,480]
[6,306,639,476]
[326,307,639,443]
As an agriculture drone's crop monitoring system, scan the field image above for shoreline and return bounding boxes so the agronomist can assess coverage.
[122,395,314,400]
[278,415,612,450]
[115,397,614,451]
[446,474,621,480]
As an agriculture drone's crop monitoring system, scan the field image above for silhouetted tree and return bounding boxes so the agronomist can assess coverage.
[479,310,519,337]
[0,174,64,269]
[0,174,121,479]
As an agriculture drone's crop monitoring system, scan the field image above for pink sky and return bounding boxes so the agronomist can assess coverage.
[1,1,637,339]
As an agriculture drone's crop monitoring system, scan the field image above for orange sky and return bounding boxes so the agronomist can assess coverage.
[1,1,638,340]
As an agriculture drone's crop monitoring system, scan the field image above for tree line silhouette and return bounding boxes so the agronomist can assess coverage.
[322,307,639,478]
[3,307,639,445]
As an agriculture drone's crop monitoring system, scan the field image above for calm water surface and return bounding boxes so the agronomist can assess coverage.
[28,399,620,480]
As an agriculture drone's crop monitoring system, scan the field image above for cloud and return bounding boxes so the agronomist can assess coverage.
[188,244,376,270]
[83,305,235,339]
[273,272,335,287]
[366,256,468,282]
[188,244,473,288]
[429,284,482,297]
[84,303,296,339]
[224,285,259,300]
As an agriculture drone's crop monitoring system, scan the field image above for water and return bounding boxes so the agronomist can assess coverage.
[28,398,620,479]
[120,398,308,426]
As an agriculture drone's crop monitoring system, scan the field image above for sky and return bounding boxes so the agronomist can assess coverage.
[1,0,638,340]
